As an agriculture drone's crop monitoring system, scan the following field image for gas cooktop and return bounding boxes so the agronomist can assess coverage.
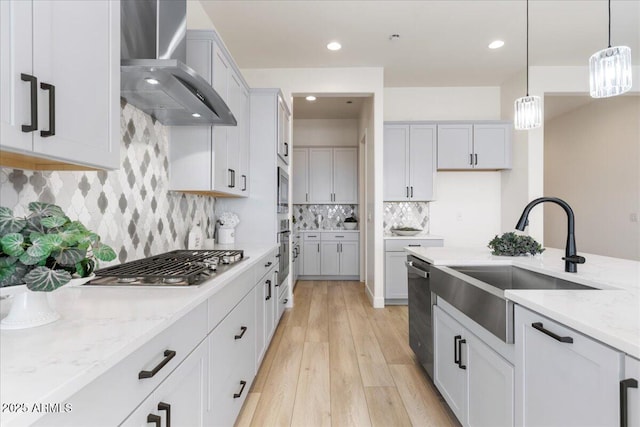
[86,249,246,287]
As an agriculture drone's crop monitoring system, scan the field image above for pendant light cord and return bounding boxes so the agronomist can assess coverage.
[526,0,530,97]
[608,0,612,48]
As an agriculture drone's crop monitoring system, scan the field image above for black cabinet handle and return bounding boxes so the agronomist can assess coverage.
[620,378,638,427]
[408,244,422,247]
[284,142,289,157]
[233,380,247,399]
[235,326,247,340]
[138,350,176,379]
[474,153,478,165]
[147,414,161,427]
[228,169,233,188]
[532,322,573,343]
[283,298,289,304]
[21,73,38,133]
[406,186,409,198]
[157,402,171,427]
[317,243,320,252]
[469,153,473,165]
[410,186,414,197]
[265,261,272,267]
[454,335,462,366]
[275,253,281,258]
[265,280,271,300]
[40,82,55,137]
[242,174,247,191]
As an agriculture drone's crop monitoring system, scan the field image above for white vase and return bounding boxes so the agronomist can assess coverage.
[0,289,60,330]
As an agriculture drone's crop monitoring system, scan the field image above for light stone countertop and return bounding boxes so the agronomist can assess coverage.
[384,233,444,240]
[297,229,360,233]
[0,243,277,424]
[406,246,640,358]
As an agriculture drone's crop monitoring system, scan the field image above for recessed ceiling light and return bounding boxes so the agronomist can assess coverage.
[488,40,505,49]
[327,41,342,51]
[192,113,201,118]
[145,77,160,85]
[306,95,317,101]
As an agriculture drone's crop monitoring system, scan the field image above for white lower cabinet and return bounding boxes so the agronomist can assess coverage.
[122,339,209,427]
[320,241,340,275]
[302,241,321,275]
[209,287,256,427]
[624,356,640,427]
[515,305,622,427]
[304,232,359,277]
[256,265,278,367]
[434,305,514,427]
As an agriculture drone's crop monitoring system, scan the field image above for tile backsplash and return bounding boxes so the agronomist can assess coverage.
[383,202,430,233]
[293,204,358,230]
[0,103,214,265]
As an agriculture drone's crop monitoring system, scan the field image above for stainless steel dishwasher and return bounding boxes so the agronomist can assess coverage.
[406,255,435,379]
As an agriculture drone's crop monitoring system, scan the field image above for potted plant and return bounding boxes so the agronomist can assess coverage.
[0,202,116,328]
[343,216,358,230]
[487,232,545,256]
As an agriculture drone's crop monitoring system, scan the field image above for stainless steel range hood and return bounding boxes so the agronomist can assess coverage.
[120,0,236,126]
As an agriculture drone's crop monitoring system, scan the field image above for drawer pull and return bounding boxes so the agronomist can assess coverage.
[335,235,344,238]
[283,298,289,304]
[138,350,177,379]
[531,322,573,343]
[620,378,638,427]
[408,244,422,247]
[265,261,272,267]
[233,380,247,399]
[147,414,161,427]
[234,326,248,340]
[265,280,272,300]
[454,335,467,369]
[157,402,171,427]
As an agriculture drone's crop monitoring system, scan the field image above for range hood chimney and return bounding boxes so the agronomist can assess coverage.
[120,0,236,126]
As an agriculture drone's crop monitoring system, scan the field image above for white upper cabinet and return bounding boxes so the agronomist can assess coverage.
[292,148,309,203]
[383,124,436,201]
[169,30,250,197]
[0,0,120,170]
[277,98,290,164]
[437,122,512,170]
[302,147,358,204]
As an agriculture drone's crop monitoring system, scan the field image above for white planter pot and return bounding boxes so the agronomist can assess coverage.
[0,289,60,330]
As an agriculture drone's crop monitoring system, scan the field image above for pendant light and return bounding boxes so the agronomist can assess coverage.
[514,0,542,130]
[589,0,632,98]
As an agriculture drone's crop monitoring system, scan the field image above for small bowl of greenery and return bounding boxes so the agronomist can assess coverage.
[343,217,358,230]
[488,232,544,256]
[390,226,423,236]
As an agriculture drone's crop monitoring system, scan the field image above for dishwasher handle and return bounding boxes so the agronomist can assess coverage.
[405,261,430,279]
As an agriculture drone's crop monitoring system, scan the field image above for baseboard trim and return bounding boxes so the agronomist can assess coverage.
[298,275,360,281]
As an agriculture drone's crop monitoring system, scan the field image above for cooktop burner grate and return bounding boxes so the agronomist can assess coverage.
[93,250,244,285]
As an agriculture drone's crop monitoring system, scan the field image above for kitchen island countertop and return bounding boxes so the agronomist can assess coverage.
[406,246,640,358]
[0,243,278,425]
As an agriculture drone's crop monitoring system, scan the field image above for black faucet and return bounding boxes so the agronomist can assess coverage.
[515,197,585,273]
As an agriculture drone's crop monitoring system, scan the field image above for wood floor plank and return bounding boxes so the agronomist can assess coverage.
[328,284,372,427]
[390,363,460,427]
[291,342,331,427]
[364,386,413,427]
[234,392,260,427]
[306,281,329,342]
[368,306,415,365]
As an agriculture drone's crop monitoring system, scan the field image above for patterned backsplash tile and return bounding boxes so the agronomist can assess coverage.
[293,204,359,230]
[383,202,430,233]
[0,103,214,266]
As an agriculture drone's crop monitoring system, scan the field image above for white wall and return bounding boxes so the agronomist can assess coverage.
[384,87,504,247]
[544,96,639,260]
[292,119,358,146]
[186,0,216,30]
[241,67,386,307]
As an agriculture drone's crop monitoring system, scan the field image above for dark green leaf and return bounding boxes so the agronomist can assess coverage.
[23,266,71,292]
[41,215,68,229]
[0,256,17,268]
[24,216,45,234]
[19,251,46,265]
[75,259,95,277]
[0,263,28,287]
[27,202,66,218]
[0,233,24,257]
[53,248,87,266]
[93,242,116,262]
[0,207,26,235]
[26,235,54,258]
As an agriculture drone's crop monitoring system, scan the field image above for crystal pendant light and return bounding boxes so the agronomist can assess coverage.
[514,0,542,130]
[589,0,632,98]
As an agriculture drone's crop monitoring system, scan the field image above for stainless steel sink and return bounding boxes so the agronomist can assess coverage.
[431,265,596,343]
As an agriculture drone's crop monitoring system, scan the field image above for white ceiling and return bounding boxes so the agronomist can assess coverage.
[199,0,640,87]
[292,96,366,119]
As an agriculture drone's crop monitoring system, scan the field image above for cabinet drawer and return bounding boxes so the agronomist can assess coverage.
[322,232,359,241]
[208,267,254,331]
[385,238,444,252]
[255,248,279,282]
[210,289,256,426]
[303,232,322,241]
[36,303,208,427]
[277,285,289,321]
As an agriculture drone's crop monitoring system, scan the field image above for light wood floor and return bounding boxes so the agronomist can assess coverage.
[236,281,460,427]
